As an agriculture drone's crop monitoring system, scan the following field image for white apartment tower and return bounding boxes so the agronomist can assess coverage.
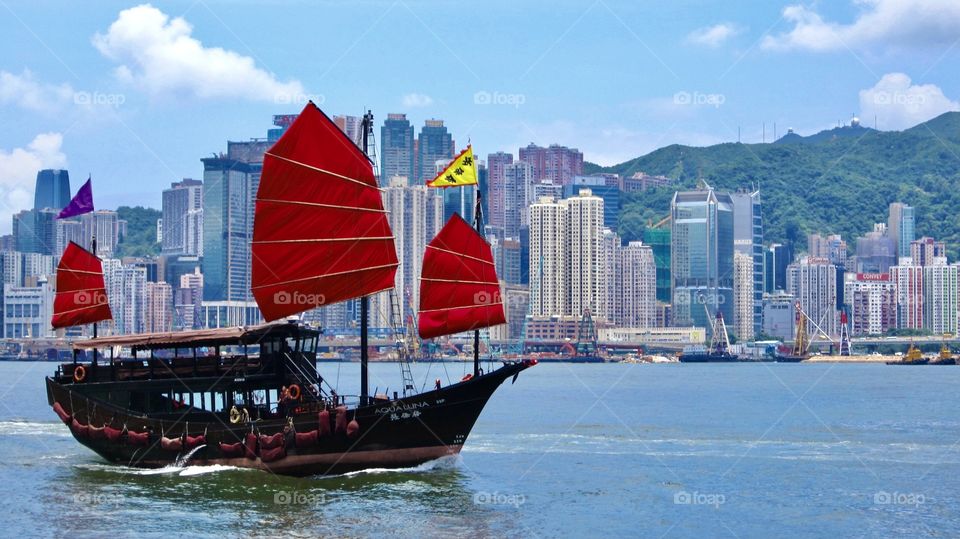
[529,196,567,317]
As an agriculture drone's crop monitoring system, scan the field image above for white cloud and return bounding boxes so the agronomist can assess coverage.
[401,93,434,108]
[762,0,960,52]
[0,133,68,234]
[859,73,959,130]
[0,70,75,111]
[686,23,742,48]
[93,4,304,102]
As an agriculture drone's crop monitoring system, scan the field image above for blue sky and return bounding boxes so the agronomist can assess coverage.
[1,0,959,231]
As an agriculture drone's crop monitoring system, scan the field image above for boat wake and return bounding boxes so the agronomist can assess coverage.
[322,454,463,479]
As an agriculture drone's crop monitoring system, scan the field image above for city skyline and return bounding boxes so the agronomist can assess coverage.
[2,1,960,234]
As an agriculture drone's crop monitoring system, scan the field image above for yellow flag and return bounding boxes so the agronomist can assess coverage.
[427,145,478,188]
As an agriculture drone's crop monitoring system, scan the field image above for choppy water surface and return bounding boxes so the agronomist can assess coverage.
[2,361,958,538]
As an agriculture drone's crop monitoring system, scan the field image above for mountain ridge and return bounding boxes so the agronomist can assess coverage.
[588,112,960,259]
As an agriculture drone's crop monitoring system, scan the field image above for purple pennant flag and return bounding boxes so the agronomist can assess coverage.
[57,177,94,219]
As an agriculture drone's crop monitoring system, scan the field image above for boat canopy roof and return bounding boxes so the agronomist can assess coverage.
[71,322,319,352]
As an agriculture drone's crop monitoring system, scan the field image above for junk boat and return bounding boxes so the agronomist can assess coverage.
[46,103,535,476]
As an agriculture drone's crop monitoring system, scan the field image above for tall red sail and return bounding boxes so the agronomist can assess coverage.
[418,214,506,339]
[51,242,112,329]
[252,103,398,321]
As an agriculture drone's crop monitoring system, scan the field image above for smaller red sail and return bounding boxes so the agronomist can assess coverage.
[52,242,112,329]
[418,214,505,339]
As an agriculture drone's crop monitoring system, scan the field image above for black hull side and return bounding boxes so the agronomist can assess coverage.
[47,361,533,477]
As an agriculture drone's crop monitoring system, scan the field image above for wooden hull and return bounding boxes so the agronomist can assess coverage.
[47,361,534,477]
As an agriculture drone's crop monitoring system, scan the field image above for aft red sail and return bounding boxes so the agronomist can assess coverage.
[52,242,112,329]
[418,214,506,339]
[252,103,399,321]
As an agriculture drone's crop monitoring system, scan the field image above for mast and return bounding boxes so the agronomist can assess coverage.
[360,110,373,406]
[473,192,484,377]
[91,235,98,365]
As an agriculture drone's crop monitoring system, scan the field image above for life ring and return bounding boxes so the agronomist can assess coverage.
[73,365,87,383]
[229,406,242,424]
[288,384,301,400]
[461,373,473,382]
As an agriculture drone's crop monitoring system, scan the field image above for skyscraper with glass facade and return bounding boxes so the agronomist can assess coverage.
[670,186,734,333]
[34,169,71,211]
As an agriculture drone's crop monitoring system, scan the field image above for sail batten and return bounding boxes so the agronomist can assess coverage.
[51,242,112,329]
[418,214,505,340]
[252,103,398,321]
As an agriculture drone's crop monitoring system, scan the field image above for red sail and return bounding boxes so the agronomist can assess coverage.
[252,103,399,321]
[418,214,506,339]
[51,242,112,329]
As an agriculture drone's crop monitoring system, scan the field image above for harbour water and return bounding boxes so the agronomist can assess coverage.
[2,361,959,538]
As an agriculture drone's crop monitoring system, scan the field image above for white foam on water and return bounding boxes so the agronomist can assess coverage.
[325,454,463,478]
[177,464,243,476]
[0,420,70,437]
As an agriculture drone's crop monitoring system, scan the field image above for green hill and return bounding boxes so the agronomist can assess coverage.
[600,112,960,259]
[115,206,161,258]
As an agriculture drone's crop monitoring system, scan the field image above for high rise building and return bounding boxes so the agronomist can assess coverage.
[504,161,532,236]
[13,208,57,255]
[764,243,793,293]
[670,186,735,332]
[844,273,897,336]
[380,176,444,319]
[618,241,656,328]
[201,157,257,302]
[33,169,71,211]
[910,237,947,267]
[518,143,583,185]
[143,281,173,333]
[733,252,755,341]
[380,113,415,182]
[643,225,671,304]
[565,176,620,231]
[566,189,606,320]
[890,264,924,330]
[486,152,514,230]
[176,268,203,330]
[529,197,566,317]
[416,120,454,184]
[333,115,363,146]
[731,190,763,337]
[923,264,958,335]
[787,257,840,338]
[603,229,622,325]
[856,224,897,273]
[808,233,847,267]
[102,259,147,335]
[161,179,203,256]
[888,202,915,260]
